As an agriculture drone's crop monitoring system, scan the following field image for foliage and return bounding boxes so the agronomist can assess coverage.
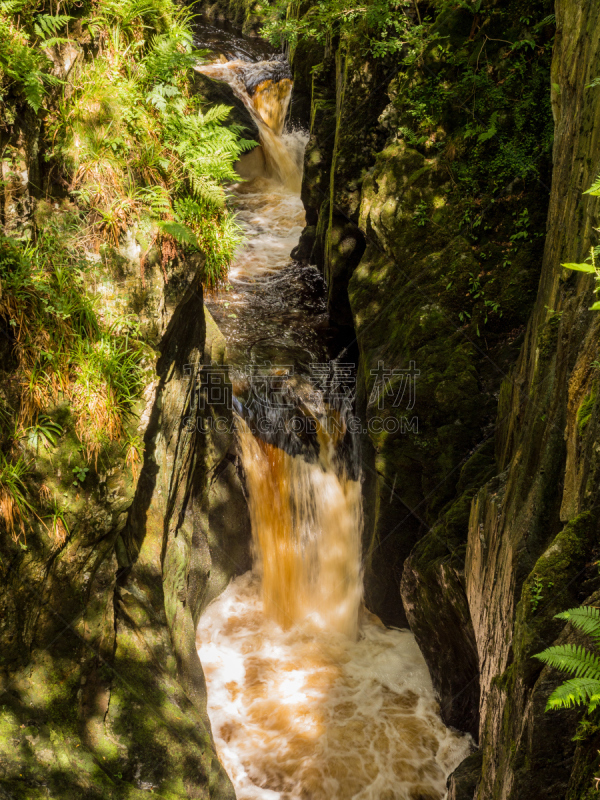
[24,416,64,451]
[530,575,544,612]
[259,0,430,60]
[395,3,554,193]
[535,606,600,713]
[0,451,32,544]
[1,0,252,288]
[561,169,600,310]
[72,464,89,486]
[0,0,259,550]
[263,0,554,195]
[47,500,69,545]
[0,216,146,463]
[0,4,65,113]
[577,389,597,435]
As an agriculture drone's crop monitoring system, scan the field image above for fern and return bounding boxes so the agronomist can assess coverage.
[556,605,600,642]
[543,678,600,712]
[34,14,72,39]
[135,185,171,217]
[584,171,600,197]
[164,106,255,208]
[535,605,600,713]
[156,220,199,248]
[535,644,600,680]
[144,29,197,85]
[98,0,174,39]
[146,81,180,111]
[0,10,68,111]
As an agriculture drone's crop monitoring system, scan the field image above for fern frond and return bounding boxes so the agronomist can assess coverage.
[199,104,233,126]
[188,174,226,208]
[135,186,172,217]
[535,644,600,681]
[39,36,70,49]
[146,82,180,111]
[156,221,199,248]
[545,677,600,711]
[22,74,44,113]
[0,0,30,12]
[34,14,73,40]
[39,73,64,88]
[533,14,555,30]
[555,606,600,643]
[584,173,600,197]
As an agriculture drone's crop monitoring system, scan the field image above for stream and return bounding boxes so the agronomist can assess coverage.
[192,18,472,800]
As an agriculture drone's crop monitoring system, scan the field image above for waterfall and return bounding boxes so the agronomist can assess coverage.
[236,405,363,639]
[195,52,472,800]
[195,59,302,191]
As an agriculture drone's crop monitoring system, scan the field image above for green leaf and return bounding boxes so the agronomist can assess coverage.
[535,643,600,681]
[561,262,596,273]
[477,112,498,143]
[589,302,600,311]
[156,221,199,249]
[584,174,600,196]
[555,606,600,642]
[545,678,600,711]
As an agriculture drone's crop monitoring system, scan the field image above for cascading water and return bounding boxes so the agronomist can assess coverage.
[195,58,301,190]
[236,408,363,639]
[194,35,471,800]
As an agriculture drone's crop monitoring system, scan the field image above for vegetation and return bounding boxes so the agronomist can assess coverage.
[1,0,253,284]
[263,0,553,341]
[0,451,33,544]
[262,0,554,191]
[535,606,600,713]
[0,217,144,435]
[0,0,253,544]
[259,0,431,59]
[561,169,600,309]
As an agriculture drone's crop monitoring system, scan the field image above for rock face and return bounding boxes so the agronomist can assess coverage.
[455,2,600,795]
[0,250,251,797]
[293,0,600,794]
[293,20,549,644]
[242,55,291,94]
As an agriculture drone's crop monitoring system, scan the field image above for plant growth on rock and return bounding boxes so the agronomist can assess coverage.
[0,0,253,546]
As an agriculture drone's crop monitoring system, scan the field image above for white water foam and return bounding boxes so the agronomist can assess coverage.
[197,573,472,800]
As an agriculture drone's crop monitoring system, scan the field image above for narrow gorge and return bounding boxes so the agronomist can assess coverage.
[1,1,600,799]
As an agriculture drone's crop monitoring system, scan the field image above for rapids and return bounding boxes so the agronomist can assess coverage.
[194,27,472,800]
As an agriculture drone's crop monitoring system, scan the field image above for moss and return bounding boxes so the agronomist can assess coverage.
[577,386,597,435]
[538,311,562,359]
[566,708,600,800]
[491,663,517,694]
[514,511,599,681]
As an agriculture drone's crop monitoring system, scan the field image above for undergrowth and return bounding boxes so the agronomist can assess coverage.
[262,0,553,337]
[261,0,554,193]
[0,213,147,495]
[0,0,254,545]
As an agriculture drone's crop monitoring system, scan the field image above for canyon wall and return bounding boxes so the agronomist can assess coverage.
[0,203,251,799]
[292,0,600,795]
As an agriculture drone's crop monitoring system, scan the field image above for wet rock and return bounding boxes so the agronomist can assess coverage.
[290,224,316,262]
[242,54,292,94]
[402,551,480,738]
[447,750,482,800]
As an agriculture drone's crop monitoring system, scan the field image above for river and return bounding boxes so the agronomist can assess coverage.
[192,18,472,800]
